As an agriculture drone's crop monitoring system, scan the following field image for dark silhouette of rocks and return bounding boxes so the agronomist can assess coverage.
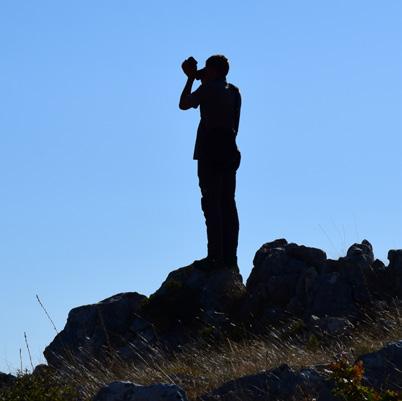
[44,239,402,372]
[360,340,402,391]
[44,292,147,367]
[93,382,188,401]
[44,264,245,367]
[199,364,336,401]
[199,340,402,400]
[142,264,245,333]
[387,249,402,298]
[244,238,327,321]
[243,239,402,328]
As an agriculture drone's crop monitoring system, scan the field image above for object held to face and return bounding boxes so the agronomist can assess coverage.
[181,57,208,81]
[195,67,207,81]
[181,57,198,78]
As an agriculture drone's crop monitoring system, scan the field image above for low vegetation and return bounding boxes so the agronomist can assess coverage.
[2,304,402,400]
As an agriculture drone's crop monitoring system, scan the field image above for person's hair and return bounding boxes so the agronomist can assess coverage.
[206,54,229,78]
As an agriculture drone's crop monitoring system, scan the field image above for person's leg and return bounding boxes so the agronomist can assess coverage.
[221,152,241,266]
[197,160,224,263]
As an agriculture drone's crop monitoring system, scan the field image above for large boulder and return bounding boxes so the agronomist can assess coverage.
[245,239,388,323]
[389,250,402,271]
[142,263,246,338]
[199,364,335,401]
[308,240,375,317]
[244,239,327,322]
[346,240,375,268]
[359,340,402,391]
[93,381,188,401]
[44,292,150,367]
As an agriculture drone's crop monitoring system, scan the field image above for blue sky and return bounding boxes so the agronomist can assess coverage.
[0,1,401,372]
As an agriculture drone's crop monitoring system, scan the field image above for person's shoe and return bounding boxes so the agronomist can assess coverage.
[223,257,239,272]
[225,262,240,272]
[193,256,225,271]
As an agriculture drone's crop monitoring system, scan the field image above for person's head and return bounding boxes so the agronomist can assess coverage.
[198,54,229,82]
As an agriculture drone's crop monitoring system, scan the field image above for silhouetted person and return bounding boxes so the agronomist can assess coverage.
[179,55,241,270]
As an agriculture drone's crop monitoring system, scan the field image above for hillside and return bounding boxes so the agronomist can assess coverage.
[1,238,402,400]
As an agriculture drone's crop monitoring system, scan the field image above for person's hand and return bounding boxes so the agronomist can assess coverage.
[181,56,197,79]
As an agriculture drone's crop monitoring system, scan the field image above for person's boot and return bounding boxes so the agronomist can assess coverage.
[224,257,239,272]
[193,256,225,271]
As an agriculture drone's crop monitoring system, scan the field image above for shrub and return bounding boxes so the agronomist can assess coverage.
[330,358,401,401]
[0,369,79,401]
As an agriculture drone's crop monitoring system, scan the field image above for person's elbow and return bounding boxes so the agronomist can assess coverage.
[179,100,192,110]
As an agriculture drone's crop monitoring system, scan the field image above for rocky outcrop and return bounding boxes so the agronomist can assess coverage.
[44,263,246,367]
[142,264,245,334]
[93,382,188,401]
[244,238,326,322]
[44,292,148,367]
[43,239,402,369]
[387,249,402,298]
[308,240,374,317]
[244,239,399,327]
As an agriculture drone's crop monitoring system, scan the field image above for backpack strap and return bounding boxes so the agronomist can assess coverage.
[228,83,241,134]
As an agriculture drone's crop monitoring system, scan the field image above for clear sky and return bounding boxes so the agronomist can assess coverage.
[0,1,401,373]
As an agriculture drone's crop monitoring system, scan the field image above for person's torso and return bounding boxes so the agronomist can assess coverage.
[199,79,239,131]
[194,79,240,161]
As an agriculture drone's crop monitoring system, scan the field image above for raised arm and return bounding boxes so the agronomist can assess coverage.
[179,57,198,110]
[179,76,196,110]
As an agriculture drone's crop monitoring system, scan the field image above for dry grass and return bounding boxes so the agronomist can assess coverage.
[48,302,402,400]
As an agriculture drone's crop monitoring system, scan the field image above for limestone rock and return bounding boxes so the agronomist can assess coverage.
[142,263,246,339]
[387,249,402,298]
[199,364,335,401]
[93,381,188,401]
[44,292,147,367]
[359,340,402,391]
[245,239,327,322]
[245,239,386,322]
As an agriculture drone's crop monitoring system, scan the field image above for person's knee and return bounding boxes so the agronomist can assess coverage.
[201,196,207,212]
[222,194,236,207]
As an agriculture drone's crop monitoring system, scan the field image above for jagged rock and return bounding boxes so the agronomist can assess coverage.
[0,372,16,389]
[199,364,336,401]
[244,239,327,323]
[389,249,402,271]
[387,249,402,298]
[316,241,373,314]
[93,381,188,401]
[245,239,387,322]
[309,240,374,316]
[43,239,402,371]
[44,292,148,367]
[142,263,246,335]
[44,264,246,367]
[346,240,374,269]
[308,270,359,317]
[359,340,402,391]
